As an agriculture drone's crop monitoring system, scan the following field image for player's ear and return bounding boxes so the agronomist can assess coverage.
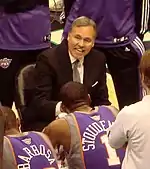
[16,118,21,132]
[61,103,70,114]
[88,94,91,105]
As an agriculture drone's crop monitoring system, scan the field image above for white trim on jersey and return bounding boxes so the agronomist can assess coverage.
[140,0,150,34]
[133,36,145,55]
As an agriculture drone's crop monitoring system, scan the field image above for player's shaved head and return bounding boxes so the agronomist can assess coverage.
[0,106,17,132]
[60,81,90,112]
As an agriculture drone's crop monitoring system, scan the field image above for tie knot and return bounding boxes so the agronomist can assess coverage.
[73,59,81,83]
[74,59,79,63]
[73,59,80,67]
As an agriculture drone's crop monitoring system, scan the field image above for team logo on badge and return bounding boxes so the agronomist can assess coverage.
[0,57,12,69]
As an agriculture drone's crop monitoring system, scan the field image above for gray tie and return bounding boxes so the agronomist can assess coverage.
[73,60,81,83]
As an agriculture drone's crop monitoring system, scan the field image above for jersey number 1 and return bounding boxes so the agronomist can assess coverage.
[100,134,121,166]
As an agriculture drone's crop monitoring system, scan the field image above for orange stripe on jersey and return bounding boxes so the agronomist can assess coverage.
[71,114,86,169]
[4,136,18,169]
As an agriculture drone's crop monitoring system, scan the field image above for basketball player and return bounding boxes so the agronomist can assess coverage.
[44,81,125,169]
[1,106,59,169]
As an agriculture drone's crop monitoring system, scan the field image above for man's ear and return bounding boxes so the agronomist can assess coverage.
[92,42,95,48]
[67,32,71,41]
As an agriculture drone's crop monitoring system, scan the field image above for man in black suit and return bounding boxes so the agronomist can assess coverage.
[30,16,110,130]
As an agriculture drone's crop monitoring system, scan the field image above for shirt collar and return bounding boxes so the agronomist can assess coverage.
[68,51,84,65]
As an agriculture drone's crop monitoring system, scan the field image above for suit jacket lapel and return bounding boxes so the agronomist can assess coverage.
[56,40,73,83]
[83,50,94,85]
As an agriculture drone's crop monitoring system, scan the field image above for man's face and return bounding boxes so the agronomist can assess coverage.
[67,26,95,60]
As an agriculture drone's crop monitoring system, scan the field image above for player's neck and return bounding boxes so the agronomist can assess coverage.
[5,128,20,136]
[74,105,93,114]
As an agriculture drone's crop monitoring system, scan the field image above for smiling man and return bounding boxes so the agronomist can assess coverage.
[26,16,110,131]
[63,0,149,111]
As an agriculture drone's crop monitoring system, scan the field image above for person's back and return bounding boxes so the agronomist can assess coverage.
[0,106,59,169]
[120,99,150,169]
[3,131,58,169]
[63,0,148,47]
[64,105,124,169]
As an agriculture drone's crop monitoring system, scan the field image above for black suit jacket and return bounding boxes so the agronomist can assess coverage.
[33,40,110,124]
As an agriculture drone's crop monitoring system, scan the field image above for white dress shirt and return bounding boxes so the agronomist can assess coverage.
[108,95,150,169]
[55,52,84,116]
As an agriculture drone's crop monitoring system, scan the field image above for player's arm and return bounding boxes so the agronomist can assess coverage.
[43,118,71,152]
[108,108,128,149]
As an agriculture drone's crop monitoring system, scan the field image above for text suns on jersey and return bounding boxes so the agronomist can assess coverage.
[17,144,56,169]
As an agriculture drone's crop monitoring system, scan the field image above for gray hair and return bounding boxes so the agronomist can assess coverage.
[70,16,97,38]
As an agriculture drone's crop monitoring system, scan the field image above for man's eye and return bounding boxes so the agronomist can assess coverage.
[75,36,81,40]
[84,39,92,43]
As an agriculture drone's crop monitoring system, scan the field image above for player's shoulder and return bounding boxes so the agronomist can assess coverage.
[99,105,119,117]
[50,118,68,128]
[3,136,10,146]
[32,131,48,138]
[43,118,69,136]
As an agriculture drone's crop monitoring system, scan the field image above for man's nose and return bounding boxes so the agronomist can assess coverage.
[78,39,84,47]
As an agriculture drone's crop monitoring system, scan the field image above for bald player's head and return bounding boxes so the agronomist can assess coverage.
[0,106,20,134]
[60,81,91,113]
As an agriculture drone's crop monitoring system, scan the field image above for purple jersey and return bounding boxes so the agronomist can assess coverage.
[4,132,58,169]
[0,5,51,50]
[63,0,149,47]
[73,106,125,169]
